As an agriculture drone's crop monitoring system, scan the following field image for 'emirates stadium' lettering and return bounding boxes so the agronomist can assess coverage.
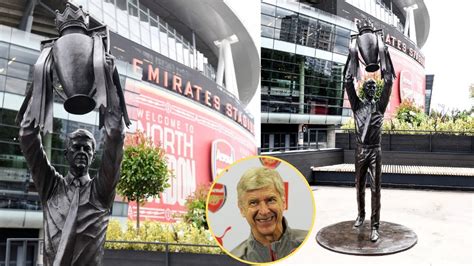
[132,58,254,135]
[385,33,425,67]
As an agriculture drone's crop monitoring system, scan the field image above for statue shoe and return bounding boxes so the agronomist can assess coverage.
[353,215,365,227]
[370,228,379,242]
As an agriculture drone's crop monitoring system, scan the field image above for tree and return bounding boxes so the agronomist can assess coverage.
[117,130,170,230]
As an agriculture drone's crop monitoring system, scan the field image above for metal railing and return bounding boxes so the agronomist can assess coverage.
[3,238,221,266]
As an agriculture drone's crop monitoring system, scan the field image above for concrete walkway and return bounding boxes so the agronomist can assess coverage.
[276,186,474,266]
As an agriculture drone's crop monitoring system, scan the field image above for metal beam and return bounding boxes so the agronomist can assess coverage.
[18,0,37,32]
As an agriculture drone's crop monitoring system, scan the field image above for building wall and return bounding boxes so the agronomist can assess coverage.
[260,0,427,151]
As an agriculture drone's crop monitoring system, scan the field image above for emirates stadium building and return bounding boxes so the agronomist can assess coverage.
[260,0,429,151]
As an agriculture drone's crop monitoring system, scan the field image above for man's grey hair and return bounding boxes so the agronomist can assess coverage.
[237,167,285,207]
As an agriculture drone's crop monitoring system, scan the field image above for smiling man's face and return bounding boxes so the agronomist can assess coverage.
[239,185,285,243]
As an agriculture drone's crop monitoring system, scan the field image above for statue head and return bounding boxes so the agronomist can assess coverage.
[363,78,377,101]
[64,129,96,177]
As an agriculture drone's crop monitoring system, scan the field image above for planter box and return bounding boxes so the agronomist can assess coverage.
[104,249,246,266]
[336,133,474,153]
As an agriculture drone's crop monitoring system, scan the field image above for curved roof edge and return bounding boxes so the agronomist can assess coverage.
[393,0,430,48]
[141,0,259,105]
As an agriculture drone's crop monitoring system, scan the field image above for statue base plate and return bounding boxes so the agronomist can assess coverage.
[316,221,417,255]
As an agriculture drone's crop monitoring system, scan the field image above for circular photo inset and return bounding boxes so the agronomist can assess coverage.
[206,156,315,264]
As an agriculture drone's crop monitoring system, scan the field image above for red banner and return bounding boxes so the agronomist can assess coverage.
[125,79,257,222]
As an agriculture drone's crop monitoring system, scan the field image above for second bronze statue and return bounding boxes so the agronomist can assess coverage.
[343,18,395,242]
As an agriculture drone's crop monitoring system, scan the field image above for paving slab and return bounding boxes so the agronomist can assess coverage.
[274,186,474,265]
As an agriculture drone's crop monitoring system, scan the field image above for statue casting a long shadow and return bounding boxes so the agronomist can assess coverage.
[343,18,395,242]
[16,4,130,265]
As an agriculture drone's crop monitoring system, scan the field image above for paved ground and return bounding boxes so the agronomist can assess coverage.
[275,186,474,266]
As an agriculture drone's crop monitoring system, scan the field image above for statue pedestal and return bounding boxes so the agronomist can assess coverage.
[316,221,417,255]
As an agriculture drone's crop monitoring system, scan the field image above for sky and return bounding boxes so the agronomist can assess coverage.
[422,0,474,112]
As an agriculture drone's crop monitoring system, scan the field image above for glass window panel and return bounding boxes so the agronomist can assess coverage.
[176,40,183,64]
[129,0,137,5]
[139,2,148,13]
[189,50,194,69]
[335,26,350,38]
[103,0,115,16]
[0,74,6,91]
[168,34,176,60]
[116,0,128,23]
[261,14,275,27]
[0,42,9,58]
[316,20,334,51]
[149,10,158,21]
[150,22,160,52]
[104,14,117,32]
[183,46,189,67]
[274,7,296,30]
[334,35,350,55]
[128,4,140,38]
[262,3,276,16]
[116,0,126,9]
[0,58,7,73]
[140,11,148,22]
[117,23,129,38]
[276,10,297,43]
[6,61,31,80]
[130,33,141,44]
[5,77,29,95]
[159,26,168,57]
[89,1,103,21]
[261,25,274,38]
[140,11,150,47]
[9,46,39,65]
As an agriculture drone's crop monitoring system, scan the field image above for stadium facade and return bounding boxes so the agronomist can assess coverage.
[0,0,259,254]
[260,0,429,151]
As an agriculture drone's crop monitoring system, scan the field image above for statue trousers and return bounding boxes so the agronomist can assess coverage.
[355,144,382,229]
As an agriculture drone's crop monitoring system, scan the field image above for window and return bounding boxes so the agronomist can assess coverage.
[128,3,140,43]
[0,42,9,58]
[140,11,151,47]
[9,46,39,65]
[6,61,31,80]
[159,24,168,57]
[150,19,160,52]
[5,77,29,95]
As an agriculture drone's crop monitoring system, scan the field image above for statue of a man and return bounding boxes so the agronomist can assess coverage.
[344,73,393,242]
[19,89,124,265]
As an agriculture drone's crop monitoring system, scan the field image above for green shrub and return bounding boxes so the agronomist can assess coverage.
[105,219,222,254]
[357,78,384,100]
[341,100,474,135]
[183,184,210,229]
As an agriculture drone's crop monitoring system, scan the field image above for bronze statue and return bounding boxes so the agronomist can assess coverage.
[343,18,395,242]
[17,4,130,265]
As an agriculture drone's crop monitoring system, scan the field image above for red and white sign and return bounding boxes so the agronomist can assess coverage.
[399,70,425,108]
[125,79,256,222]
[211,139,235,180]
[208,183,227,213]
[259,157,281,169]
